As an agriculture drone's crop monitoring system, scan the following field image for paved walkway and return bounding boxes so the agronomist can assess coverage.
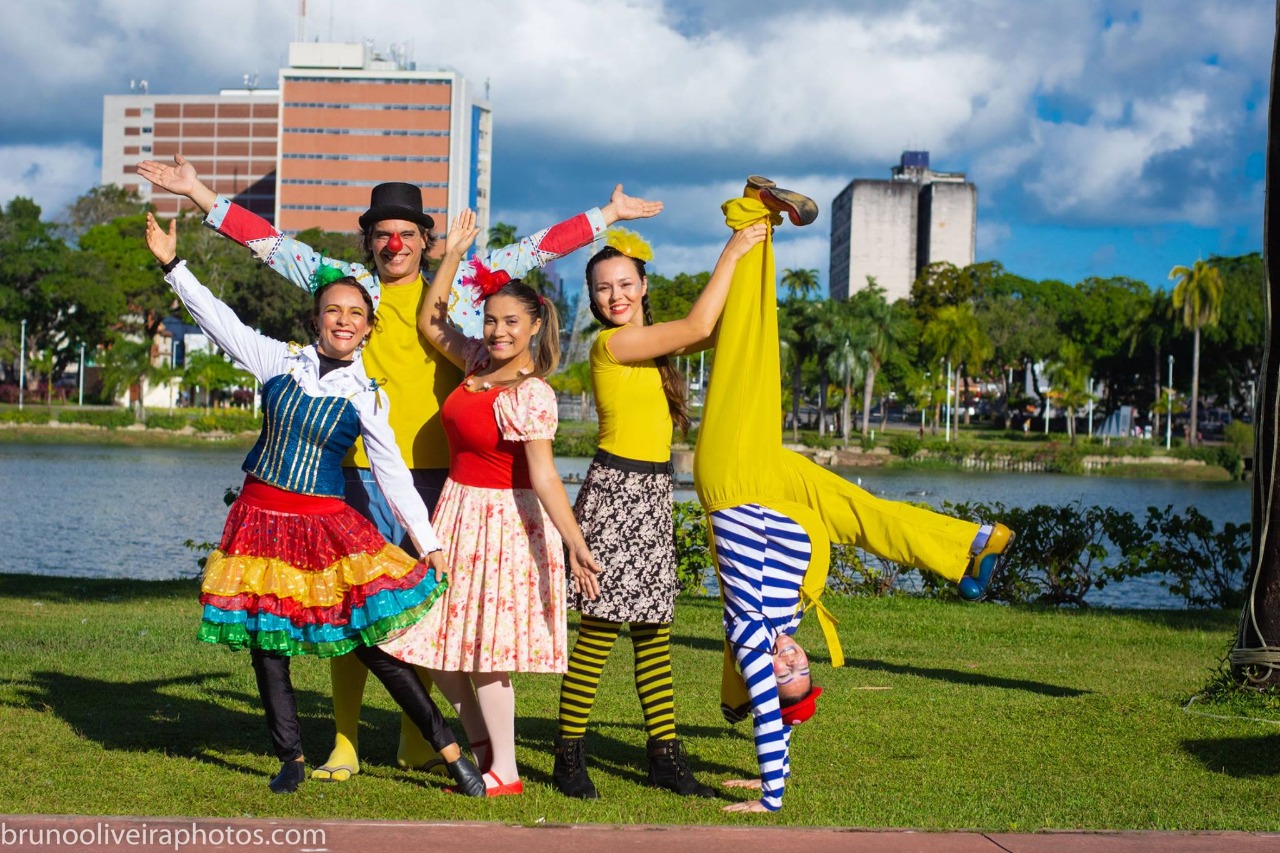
[3,816,1278,853]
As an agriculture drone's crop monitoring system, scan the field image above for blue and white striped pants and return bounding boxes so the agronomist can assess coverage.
[711,503,812,811]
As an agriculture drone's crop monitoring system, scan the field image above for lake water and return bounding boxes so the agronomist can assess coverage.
[0,444,1251,608]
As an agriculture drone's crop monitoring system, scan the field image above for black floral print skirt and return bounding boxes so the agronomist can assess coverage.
[568,452,677,624]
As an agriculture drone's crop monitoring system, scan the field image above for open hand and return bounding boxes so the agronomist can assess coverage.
[136,154,200,196]
[144,213,177,265]
[601,183,663,224]
[444,210,480,260]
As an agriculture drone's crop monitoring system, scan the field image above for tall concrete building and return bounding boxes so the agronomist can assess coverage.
[102,41,492,238]
[829,151,976,303]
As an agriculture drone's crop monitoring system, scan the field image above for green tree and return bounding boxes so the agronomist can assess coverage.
[1046,340,1094,444]
[1169,259,1225,446]
[0,198,72,387]
[184,349,252,412]
[921,303,992,428]
[97,336,154,420]
[488,222,518,251]
[58,184,148,240]
[780,268,820,300]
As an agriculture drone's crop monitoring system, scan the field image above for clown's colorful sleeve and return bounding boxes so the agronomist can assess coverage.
[446,209,607,338]
[203,195,380,308]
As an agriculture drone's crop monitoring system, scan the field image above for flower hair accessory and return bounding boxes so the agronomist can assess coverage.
[308,264,348,294]
[604,227,653,263]
[462,257,512,305]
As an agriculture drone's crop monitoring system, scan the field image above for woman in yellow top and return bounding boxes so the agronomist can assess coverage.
[552,222,767,799]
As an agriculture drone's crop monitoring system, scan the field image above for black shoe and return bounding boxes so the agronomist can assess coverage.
[646,738,716,798]
[759,185,819,227]
[269,760,306,794]
[552,736,599,799]
[445,756,487,797]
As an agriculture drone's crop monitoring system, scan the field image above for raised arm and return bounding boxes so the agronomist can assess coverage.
[606,222,768,364]
[419,210,480,370]
[137,155,374,299]
[144,213,286,383]
[447,184,665,338]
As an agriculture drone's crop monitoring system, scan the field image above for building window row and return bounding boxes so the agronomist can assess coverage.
[282,204,447,214]
[300,77,450,87]
[280,178,447,188]
[284,127,449,138]
[283,101,449,111]
[282,153,447,163]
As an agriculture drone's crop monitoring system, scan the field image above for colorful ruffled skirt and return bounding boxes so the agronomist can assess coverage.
[197,477,445,657]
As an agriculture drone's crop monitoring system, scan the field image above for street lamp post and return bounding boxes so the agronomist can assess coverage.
[944,359,952,443]
[1166,354,1174,450]
[78,342,85,406]
[18,319,26,411]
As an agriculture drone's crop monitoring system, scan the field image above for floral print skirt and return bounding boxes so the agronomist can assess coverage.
[568,458,678,624]
[381,479,567,673]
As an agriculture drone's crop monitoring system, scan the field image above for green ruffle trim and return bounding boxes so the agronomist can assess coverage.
[196,579,446,658]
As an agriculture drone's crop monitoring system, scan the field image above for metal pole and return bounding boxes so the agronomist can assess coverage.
[1087,376,1094,439]
[1166,354,1174,450]
[78,343,85,406]
[18,319,26,411]
[945,360,952,443]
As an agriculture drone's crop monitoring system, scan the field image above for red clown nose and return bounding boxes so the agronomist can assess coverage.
[386,233,404,253]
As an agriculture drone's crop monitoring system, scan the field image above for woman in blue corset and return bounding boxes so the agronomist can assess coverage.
[144,214,485,798]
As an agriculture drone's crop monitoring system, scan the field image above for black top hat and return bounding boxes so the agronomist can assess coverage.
[358,182,435,232]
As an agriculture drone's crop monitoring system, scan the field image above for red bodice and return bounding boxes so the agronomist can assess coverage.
[442,381,532,489]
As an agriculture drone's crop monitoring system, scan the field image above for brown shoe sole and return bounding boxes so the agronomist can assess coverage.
[760,186,819,226]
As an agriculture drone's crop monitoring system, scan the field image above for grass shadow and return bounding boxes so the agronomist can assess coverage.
[1183,735,1280,778]
[843,658,1090,697]
[0,573,199,605]
[4,669,415,771]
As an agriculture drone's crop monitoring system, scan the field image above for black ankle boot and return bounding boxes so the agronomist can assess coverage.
[269,759,306,794]
[445,755,487,797]
[552,736,599,799]
[646,738,715,798]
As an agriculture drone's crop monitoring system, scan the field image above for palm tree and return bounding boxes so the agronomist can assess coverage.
[1169,259,1224,446]
[781,268,821,301]
[921,303,992,432]
[848,283,903,437]
[1046,340,1093,445]
[488,222,518,252]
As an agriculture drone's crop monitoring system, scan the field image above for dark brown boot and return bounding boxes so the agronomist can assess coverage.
[552,736,599,799]
[645,737,716,798]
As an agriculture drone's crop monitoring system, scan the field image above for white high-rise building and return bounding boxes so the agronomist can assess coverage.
[829,151,976,303]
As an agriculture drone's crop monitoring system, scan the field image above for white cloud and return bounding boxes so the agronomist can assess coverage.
[0,144,101,220]
[0,0,1268,282]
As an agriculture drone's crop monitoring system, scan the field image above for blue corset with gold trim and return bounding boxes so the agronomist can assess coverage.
[242,374,360,497]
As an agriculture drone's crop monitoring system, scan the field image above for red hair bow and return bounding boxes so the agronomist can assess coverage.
[462,257,511,305]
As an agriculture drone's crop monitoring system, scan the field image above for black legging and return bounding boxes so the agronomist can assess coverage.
[251,645,457,762]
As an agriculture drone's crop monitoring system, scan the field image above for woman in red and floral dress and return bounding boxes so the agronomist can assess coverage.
[382,210,601,796]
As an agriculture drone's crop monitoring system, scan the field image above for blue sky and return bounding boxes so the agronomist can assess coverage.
[0,0,1270,293]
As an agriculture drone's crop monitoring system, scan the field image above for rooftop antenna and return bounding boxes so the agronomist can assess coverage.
[485,77,490,100]
[130,79,148,94]
[296,0,306,42]
[243,71,259,92]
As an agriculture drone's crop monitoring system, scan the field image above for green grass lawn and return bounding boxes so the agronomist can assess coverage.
[0,573,1275,830]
